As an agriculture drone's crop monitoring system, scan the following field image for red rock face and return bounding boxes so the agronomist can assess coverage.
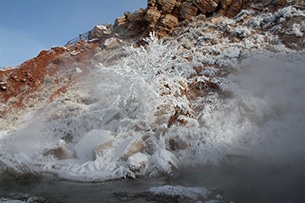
[0,41,98,111]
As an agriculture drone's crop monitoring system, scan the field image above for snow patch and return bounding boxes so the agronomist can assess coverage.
[148,185,209,200]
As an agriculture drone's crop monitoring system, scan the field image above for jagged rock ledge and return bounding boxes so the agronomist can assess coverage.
[111,0,305,39]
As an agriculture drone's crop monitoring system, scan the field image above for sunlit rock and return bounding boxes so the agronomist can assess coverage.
[90,25,111,39]
[127,8,146,22]
[148,0,157,7]
[145,8,162,25]
[193,0,220,14]
[156,0,177,13]
[159,14,179,29]
[114,15,128,28]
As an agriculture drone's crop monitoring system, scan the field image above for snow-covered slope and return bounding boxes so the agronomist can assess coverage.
[0,5,304,182]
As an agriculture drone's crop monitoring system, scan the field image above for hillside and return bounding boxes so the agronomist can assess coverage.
[1,0,304,113]
[0,0,305,202]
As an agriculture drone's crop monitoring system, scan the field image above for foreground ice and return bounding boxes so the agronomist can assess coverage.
[148,185,209,200]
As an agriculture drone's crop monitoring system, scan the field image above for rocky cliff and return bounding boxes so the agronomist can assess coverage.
[1,0,304,117]
[0,0,304,184]
[1,0,304,127]
[112,0,305,38]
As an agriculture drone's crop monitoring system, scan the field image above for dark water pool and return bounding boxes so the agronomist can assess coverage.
[0,174,168,203]
[174,158,305,203]
[1,158,304,203]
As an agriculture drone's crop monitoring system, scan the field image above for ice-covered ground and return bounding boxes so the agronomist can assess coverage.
[0,6,304,182]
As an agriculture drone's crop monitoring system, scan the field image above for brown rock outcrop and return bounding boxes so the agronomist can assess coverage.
[115,15,128,27]
[159,14,179,29]
[90,25,111,39]
[180,2,198,20]
[112,0,256,38]
[155,14,179,37]
[157,0,177,13]
[148,0,157,7]
[127,8,146,22]
[114,0,279,39]
[145,8,162,25]
[193,0,220,13]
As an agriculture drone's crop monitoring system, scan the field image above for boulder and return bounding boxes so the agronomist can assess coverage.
[90,25,111,39]
[127,8,146,22]
[148,0,157,7]
[114,15,128,27]
[156,0,177,13]
[193,0,220,13]
[159,14,179,29]
[145,8,162,25]
[180,2,198,20]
